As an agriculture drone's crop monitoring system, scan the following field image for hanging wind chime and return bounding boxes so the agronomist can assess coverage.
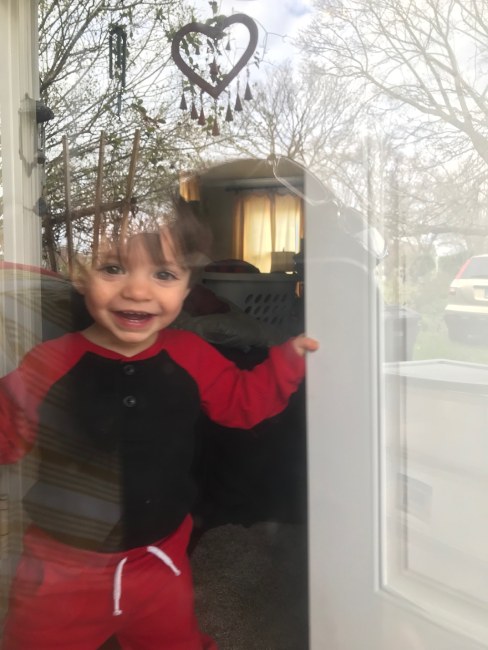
[171,12,259,136]
[109,23,128,117]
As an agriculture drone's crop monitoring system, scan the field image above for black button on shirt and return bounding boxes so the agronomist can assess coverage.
[123,395,137,408]
[123,364,135,376]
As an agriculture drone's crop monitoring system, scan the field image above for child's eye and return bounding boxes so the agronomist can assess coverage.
[99,264,124,275]
[155,270,177,281]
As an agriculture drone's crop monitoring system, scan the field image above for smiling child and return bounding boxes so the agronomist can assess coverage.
[0,199,318,650]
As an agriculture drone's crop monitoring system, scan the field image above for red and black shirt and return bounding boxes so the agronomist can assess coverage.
[0,329,304,551]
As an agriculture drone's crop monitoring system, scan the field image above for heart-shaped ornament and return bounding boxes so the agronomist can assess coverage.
[171,14,258,100]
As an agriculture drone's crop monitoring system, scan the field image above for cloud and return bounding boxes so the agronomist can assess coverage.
[284,0,313,18]
[194,0,314,63]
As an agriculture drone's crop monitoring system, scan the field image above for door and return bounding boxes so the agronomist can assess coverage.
[305,175,488,649]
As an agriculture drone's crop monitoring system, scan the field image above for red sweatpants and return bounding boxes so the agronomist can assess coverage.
[1,516,217,650]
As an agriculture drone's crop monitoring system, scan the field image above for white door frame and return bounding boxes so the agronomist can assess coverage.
[0,0,41,374]
[0,0,41,269]
[0,0,41,587]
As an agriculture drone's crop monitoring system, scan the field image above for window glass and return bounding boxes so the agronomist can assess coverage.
[0,4,312,649]
[2,0,488,648]
[336,0,488,639]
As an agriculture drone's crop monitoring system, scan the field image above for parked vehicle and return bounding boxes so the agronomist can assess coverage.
[444,254,488,342]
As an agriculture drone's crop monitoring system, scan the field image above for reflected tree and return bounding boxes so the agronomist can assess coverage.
[224,61,368,203]
[305,0,488,163]
[301,0,488,252]
[38,0,212,269]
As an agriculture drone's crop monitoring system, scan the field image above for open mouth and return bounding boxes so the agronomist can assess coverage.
[115,311,154,324]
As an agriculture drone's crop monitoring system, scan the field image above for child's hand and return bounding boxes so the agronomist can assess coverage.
[291,334,320,357]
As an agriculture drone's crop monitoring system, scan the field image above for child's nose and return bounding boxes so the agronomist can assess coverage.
[121,274,151,300]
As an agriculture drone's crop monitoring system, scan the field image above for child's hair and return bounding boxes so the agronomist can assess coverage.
[74,197,212,287]
[161,197,212,285]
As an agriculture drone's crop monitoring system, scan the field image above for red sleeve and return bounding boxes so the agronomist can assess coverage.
[0,334,85,464]
[162,330,305,429]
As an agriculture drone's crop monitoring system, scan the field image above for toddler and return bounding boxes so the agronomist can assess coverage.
[0,200,318,649]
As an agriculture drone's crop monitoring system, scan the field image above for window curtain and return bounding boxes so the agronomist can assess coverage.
[179,172,200,202]
[274,193,303,253]
[232,191,303,272]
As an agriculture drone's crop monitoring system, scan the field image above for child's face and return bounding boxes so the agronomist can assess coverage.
[77,231,191,356]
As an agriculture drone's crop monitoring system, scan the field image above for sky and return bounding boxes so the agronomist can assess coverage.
[193,0,315,65]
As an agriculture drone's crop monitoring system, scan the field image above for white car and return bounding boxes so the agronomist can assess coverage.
[444,254,488,342]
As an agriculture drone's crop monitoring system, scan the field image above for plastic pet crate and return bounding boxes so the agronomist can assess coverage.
[201,272,297,328]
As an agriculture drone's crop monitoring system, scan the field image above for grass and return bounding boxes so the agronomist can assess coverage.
[412,313,488,365]
[384,266,488,365]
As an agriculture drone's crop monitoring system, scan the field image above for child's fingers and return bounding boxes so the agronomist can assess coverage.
[292,335,320,356]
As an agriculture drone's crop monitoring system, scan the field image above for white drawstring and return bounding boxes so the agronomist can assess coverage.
[112,547,181,616]
[113,557,127,616]
[146,545,182,576]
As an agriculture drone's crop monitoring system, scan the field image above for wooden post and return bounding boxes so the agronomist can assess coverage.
[62,135,74,275]
[43,217,58,272]
[120,129,140,240]
[54,129,140,264]
[92,131,106,259]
